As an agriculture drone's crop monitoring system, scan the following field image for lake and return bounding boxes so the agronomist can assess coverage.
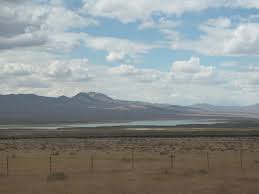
[0,119,225,129]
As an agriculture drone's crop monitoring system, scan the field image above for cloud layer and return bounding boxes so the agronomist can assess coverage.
[0,0,259,105]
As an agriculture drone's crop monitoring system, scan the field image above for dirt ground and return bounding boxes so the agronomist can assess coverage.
[1,137,259,194]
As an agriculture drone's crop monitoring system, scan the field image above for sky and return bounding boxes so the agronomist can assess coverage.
[1,0,259,105]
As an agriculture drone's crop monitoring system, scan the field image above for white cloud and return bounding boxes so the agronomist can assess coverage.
[0,32,47,50]
[109,64,139,76]
[15,77,51,89]
[0,63,33,78]
[82,0,259,23]
[83,35,156,62]
[169,57,220,84]
[204,17,231,28]
[138,17,180,31]
[42,7,98,32]
[0,1,97,51]
[109,64,162,83]
[171,57,203,73]
[46,59,93,81]
[0,56,259,105]
[1,0,259,105]
[0,58,94,91]
[106,51,126,62]
[0,1,157,64]
[171,18,259,56]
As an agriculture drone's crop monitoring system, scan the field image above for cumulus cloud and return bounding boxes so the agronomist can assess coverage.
[0,0,158,64]
[171,57,204,74]
[0,63,33,78]
[0,32,47,50]
[138,17,180,31]
[109,64,139,76]
[46,61,73,79]
[169,57,220,84]
[46,59,93,82]
[0,0,97,51]
[1,56,259,105]
[106,52,126,62]
[0,58,94,92]
[109,64,162,82]
[82,0,259,23]
[204,17,231,28]
[83,35,156,62]
[105,58,259,105]
[1,0,259,105]
[171,18,259,56]
[15,77,51,89]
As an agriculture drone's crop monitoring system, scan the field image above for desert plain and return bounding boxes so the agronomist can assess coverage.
[1,135,259,194]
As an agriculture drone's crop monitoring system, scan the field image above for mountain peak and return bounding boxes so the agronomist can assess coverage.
[87,92,113,101]
[73,92,114,103]
[72,92,94,103]
[73,92,89,98]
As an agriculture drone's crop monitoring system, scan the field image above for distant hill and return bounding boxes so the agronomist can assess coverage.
[191,103,259,117]
[0,92,258,123]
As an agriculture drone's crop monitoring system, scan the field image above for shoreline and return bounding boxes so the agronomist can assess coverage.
[1,128,259,139]
[0,120,259,139]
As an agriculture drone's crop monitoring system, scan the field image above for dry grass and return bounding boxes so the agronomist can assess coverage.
[47,172,68,182]
[0,137,259,194]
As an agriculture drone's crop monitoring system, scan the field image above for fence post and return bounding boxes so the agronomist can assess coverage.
[170,152,174,169]
[206,152,210,170]
[91,152,94,172]
[239,138,243,170]
[240,149,243,169]
[131,149,134,169]
[6,155,9,176]
[49,154,52,175]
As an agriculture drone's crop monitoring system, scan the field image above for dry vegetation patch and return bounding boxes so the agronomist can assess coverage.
[47,172,68,182]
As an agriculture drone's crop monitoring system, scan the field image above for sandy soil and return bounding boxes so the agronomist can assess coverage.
[1,137,259,194]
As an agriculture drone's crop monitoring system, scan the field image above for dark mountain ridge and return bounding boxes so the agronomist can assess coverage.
[0,92,258,123]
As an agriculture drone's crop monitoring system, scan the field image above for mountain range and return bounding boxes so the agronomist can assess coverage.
[0,92,258,123]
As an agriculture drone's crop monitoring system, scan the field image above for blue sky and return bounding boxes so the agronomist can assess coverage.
[1,0,259,105]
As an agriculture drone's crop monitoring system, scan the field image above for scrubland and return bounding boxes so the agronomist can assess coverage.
[1,137,259,194]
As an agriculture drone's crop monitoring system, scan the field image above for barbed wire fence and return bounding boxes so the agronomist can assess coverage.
[0,148,256,177]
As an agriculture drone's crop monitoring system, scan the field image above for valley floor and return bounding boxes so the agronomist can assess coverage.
[1,137,259,194]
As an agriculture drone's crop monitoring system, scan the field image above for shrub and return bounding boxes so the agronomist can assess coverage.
[47,172,67,182]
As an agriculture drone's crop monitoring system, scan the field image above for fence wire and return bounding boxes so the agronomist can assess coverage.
[1,149,258,177]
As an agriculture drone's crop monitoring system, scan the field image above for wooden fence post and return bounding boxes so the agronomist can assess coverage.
[170,152,174,169]
[239,138,244,170]
[240,149,243,169]
[6,155,9,176]
[91,152,94,172]
[206,152,210,170]
[131,149,134,169]
[49,154,52,175]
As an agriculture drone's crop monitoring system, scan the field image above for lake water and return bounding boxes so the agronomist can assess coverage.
[0,119,225,129]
